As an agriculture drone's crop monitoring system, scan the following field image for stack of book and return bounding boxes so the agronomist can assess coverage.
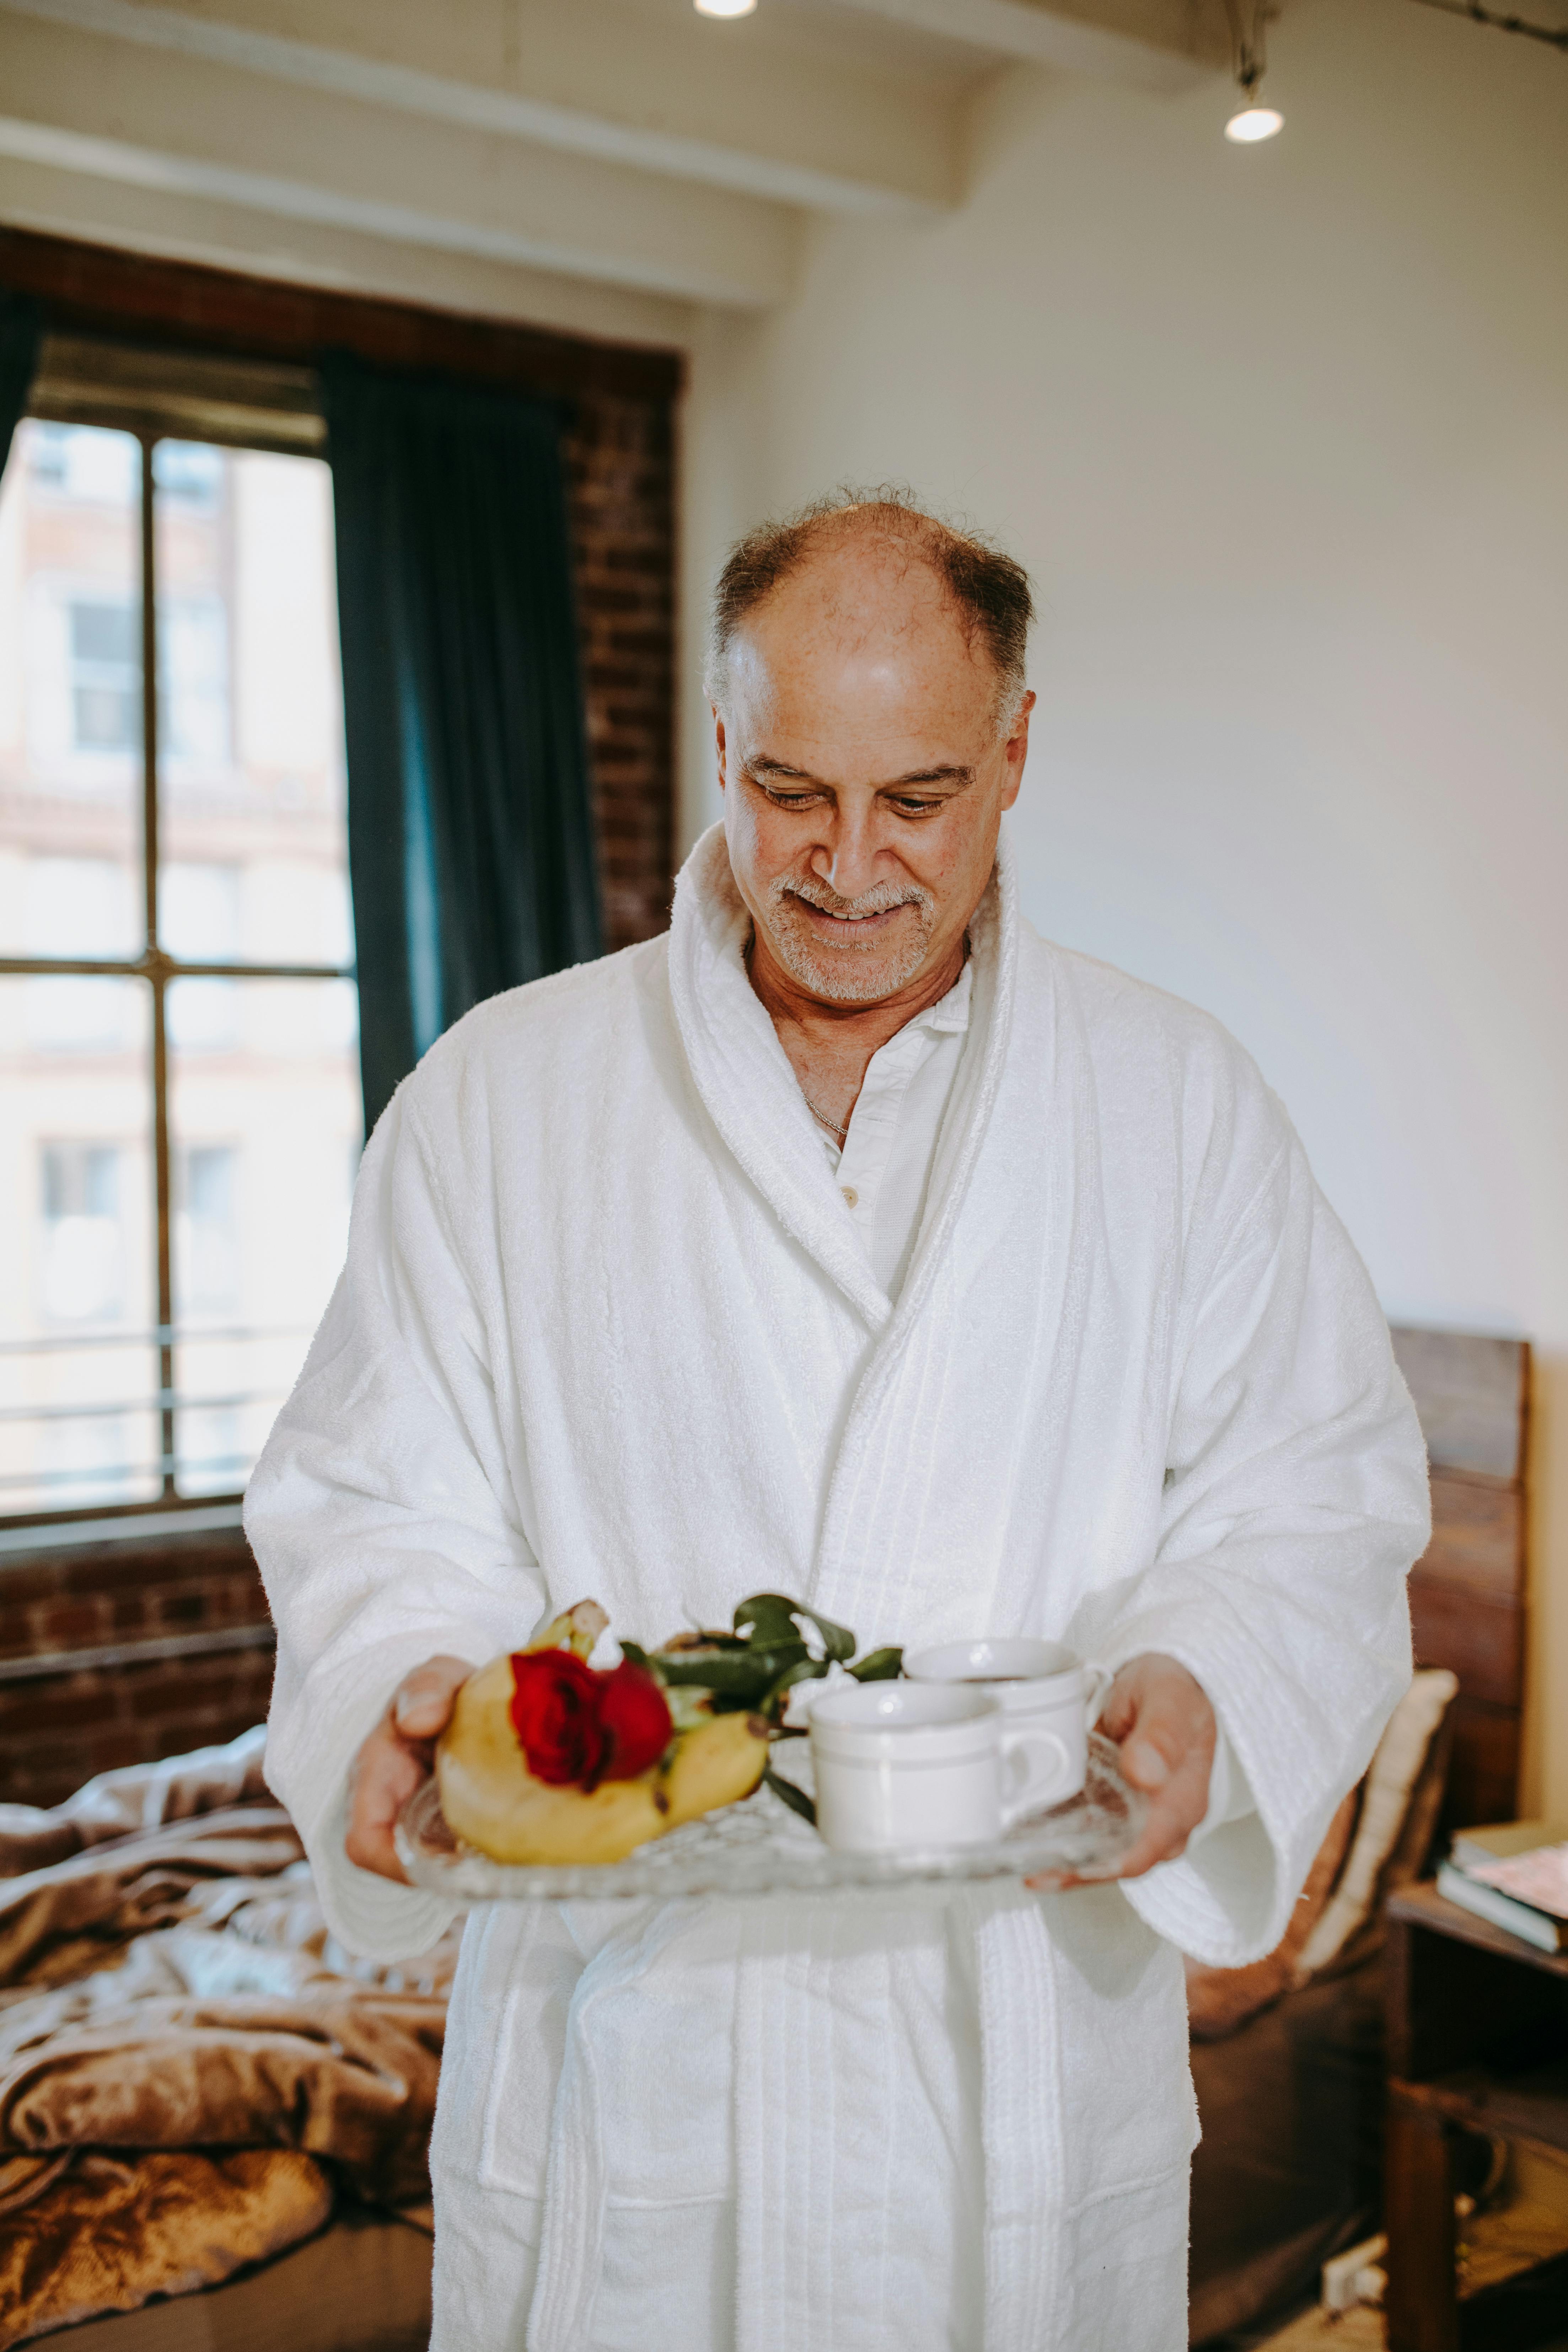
[1438,1821,1568,1954]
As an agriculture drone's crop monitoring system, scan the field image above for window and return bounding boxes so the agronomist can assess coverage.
[0,414,360,1524]
[174,1144,240,1315]
[159,597,231,764]
[70,601,141,750]
[40,1143,126,1325]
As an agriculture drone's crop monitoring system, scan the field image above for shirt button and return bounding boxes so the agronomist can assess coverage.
[841,1186,859,1209]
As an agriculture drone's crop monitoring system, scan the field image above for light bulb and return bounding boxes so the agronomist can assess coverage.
[695,0,757,15]
[1225,104,1284,144]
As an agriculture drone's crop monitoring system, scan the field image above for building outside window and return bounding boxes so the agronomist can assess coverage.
[174,1143,240,1316]
[0,407,361,1525]
[40,1143,126,1326]
[69,601,141,751]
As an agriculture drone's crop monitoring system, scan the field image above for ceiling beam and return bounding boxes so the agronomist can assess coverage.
[0,0,953,218]
[0,14,799,305]
[823,0,1227,88]
[0,157,697,343]
[0,117,792,304]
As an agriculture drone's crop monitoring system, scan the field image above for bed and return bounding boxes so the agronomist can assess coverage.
[0,1733,446,2350]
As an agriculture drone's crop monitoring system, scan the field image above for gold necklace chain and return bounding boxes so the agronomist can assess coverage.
[802,1092,849,1142]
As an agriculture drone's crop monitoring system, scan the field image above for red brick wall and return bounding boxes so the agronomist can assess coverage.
[0,1529,273,1809]
[568,390,677,954]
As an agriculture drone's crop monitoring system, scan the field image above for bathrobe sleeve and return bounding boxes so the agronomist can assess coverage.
[1082,1110,1430,1971]
[245,1083,547,1961]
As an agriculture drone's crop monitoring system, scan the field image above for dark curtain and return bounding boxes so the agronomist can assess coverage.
[0,293,41,475]
[322,353,602,1133]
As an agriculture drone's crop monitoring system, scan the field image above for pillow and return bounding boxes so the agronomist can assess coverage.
[1291,1667,1458,1981]
[1185,1667,1458,2042]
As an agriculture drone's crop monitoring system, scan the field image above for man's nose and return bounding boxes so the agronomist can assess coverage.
[815,809,884,901]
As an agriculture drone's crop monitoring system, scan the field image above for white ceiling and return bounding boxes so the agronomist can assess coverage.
[0,0,1232,314]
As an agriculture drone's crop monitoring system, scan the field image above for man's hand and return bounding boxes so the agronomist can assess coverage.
[1028,1652,1216,1891]
[345,1656,472,1884]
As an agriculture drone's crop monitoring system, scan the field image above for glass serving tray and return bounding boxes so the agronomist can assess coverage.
[394,1731,1146,1903]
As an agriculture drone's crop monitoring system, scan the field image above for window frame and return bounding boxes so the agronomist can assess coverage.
[0,392,356,1531]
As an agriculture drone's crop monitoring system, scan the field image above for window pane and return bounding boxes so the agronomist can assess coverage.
[155,444,352,971]
[0,975,160,1513]
[167,973,360,1497]
[162,860,242,963]
[0,423,144,959]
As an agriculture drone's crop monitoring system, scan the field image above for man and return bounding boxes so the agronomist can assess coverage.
[250,492,1429,2352]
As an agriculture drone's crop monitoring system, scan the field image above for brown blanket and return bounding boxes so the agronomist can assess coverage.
[0,1730,279,1878]
[0,1730,455,2349]
[0,2149,333,2346]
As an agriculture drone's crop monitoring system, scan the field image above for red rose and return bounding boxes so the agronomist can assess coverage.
[595,1660,674,1781]
[509,1652,672,1793]
[509,1651,607,1788]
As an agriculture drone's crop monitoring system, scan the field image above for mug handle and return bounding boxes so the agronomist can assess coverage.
[998,1725,1072,1828]
[1082,1660,1114,1730]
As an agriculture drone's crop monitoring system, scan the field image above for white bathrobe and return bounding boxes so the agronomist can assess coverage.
[249,823,1429,2352]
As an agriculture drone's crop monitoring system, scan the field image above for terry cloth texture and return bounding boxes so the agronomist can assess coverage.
[251,821,1430,2352]
[1184,1786,1360,2044]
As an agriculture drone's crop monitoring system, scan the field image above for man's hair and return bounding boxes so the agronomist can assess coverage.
[704,485,1035,734]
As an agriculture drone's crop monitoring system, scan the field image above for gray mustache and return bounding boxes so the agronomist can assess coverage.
[775,879,933,920]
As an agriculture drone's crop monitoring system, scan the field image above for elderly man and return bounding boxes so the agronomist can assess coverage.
[250,492,1429,2352]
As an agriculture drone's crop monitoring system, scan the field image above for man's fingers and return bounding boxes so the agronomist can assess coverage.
[345,1658,472,1886]
[1030,1653,1218,1891]
[1029,1770,1202,1891]
[392,1655,472,1740]
[344,1812,405,1881]
[1113,1656,1214,1786]
[1096,1674,1137,1743]
[345,1725,420,1883]
[1106,1781,1202,1880]
[1121,1737,1173,1792]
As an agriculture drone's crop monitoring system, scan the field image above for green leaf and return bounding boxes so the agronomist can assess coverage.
[732,1593,800,1647]
[755,1654,832,1720]
[848,1646,903,1683]
[734,1592,856,1665]
[653,1642,809,1707]
[763,1764,817,1829]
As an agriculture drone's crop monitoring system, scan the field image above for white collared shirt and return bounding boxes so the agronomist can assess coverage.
[812,958,974,1302]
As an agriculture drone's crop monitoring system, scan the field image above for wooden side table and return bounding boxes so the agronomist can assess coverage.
[1384,1881,1568,2351]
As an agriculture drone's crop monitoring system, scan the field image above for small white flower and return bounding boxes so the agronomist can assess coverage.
[792,1611,828,1662]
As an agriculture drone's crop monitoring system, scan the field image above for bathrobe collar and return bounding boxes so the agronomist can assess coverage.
[667,822,1019,1333]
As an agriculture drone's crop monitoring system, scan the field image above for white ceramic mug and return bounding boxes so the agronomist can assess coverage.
[902,1638,1112,1813]
[808,1682,1067,1853]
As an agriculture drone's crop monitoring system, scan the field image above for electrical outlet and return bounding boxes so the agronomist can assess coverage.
[1321,2233,1388,2313]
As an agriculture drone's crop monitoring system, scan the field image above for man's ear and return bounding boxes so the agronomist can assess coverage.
[714,708,728,796]
[1000,690,1034,812]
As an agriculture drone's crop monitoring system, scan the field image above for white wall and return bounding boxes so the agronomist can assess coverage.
[681,0,1568,1816]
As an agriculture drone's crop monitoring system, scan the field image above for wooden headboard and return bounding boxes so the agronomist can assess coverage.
[1391,1326,1530,1830]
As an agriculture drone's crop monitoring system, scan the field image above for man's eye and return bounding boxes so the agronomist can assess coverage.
[762,786,819,807]
[890,797,941,817]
